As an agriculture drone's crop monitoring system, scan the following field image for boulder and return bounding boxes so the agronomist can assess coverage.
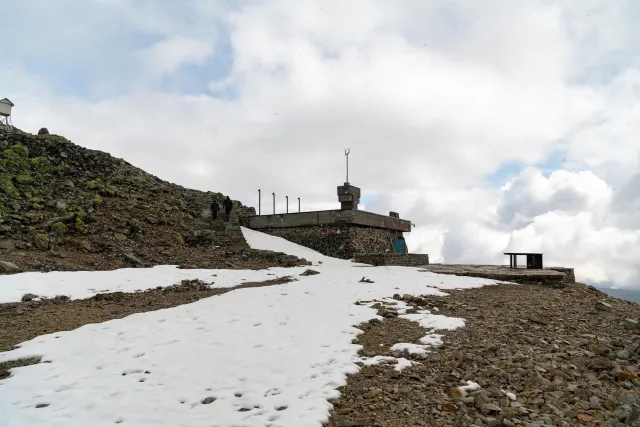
[0,260,20,273]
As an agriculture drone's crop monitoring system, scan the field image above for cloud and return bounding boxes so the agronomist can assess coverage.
[2,0,640,288]
[141,37,216,76]
[497,168,612,229]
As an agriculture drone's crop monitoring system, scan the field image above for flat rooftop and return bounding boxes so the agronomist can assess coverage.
[248,209,412,232]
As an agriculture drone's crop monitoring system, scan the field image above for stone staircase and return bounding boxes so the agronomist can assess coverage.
[210,214,248,251]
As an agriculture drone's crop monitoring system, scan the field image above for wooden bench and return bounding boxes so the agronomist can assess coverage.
[504,252,544,269]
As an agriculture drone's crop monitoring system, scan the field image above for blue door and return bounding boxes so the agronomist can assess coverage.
[393,239,406,254]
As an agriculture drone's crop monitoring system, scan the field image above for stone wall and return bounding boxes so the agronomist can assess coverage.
[256,225,396,259]
[354,253,430,267]
[546,267,576,286]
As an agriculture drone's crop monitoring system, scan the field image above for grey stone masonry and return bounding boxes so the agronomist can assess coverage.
[354,253,430,267]
[545,267,576,286]
[337,184,361,210]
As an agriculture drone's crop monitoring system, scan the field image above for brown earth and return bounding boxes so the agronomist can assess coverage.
[327,283,640,427]
[0,276,294,353]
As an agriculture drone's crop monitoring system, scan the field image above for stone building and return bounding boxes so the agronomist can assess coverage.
[248,184,429,265]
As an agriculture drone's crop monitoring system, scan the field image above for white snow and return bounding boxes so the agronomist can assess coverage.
[0,228,502,427]
[501,389,517,400]
[453,380,482,398]
[390,342,429,355]
[394,358,413,372]
[241,226,358,267]
[0,265,309,304]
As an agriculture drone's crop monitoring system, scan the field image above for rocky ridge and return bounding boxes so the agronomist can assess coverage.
[0,127,308,272]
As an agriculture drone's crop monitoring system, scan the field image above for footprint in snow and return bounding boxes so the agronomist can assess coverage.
[264,389,281,397]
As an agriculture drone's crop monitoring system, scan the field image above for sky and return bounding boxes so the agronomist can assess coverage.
[2,0,640,289]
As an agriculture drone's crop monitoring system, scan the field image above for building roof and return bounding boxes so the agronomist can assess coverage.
[0,98,14,106]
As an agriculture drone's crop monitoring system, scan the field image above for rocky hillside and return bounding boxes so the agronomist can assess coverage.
[0,127,307,272]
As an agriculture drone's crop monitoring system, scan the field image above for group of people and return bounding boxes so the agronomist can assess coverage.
[211,196,233,222]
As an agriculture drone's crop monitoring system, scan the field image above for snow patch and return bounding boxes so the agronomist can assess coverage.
[0,228,502,426]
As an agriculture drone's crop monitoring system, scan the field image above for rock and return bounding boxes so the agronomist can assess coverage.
[588,357,614,370]
[54,295,70,301]
[21,293,38,302]
[201,397,216,404]
[0,260,20,273]
[626,407,640,424]
[480,403,502,415]
[123,252,144,266]
[529,315,550,325]
[449,387,464,400]
[443,402,459,412]
[616,349,630,359]
[300,269,320,276]
[114,233,127,242]
[359,277,374,283]
[33,234,49,250]
[596,300,613,311]
[624,318,639,331]
[589,396,603,410]
[618,395,638,405]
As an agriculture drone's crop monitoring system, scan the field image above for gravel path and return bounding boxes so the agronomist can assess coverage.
[327,283,640,427]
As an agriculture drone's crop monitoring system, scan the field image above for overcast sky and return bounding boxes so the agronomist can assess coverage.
[3,1,640,288]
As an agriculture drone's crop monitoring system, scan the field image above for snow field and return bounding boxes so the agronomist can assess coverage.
[0,228,501,427]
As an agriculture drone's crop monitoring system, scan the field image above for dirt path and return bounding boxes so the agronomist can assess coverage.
[327,283,640,427]
[0,276,293,353]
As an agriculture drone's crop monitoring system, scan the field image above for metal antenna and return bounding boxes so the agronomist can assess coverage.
[345,148,350,185]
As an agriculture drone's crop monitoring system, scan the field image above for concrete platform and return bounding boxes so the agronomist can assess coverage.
[248,209,412,232]
[417,264,574,288]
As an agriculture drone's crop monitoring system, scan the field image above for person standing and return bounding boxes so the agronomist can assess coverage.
[210,198,219,222]
[223,196,233,221]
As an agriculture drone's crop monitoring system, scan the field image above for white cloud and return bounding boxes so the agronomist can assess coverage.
[141,37,216,75]
[2,0,640,288]
[497,168,612,228]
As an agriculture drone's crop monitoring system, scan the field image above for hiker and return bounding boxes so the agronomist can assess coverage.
[223,196,233,221]
[210,199,219,222]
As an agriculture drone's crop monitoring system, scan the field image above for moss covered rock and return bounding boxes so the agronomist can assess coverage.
[50,222,67,235]
[85,179,103,190]
[75,217,86,233]
[0,174,19,198]
[100,185,118,197]
[16,173,34,184]
[1,145,30,171]
[34,233,49,250]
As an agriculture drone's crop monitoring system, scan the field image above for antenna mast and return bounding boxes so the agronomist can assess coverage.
[345,148,350,185]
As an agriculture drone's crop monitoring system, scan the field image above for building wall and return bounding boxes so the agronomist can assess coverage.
[354,253,430,267]
[257,225,397,259]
